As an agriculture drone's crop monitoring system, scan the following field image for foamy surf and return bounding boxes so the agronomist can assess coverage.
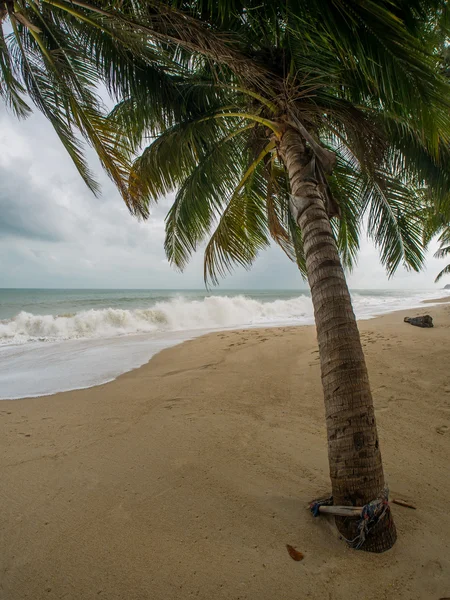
[0,289,446,399]
[0,295,313,345]
[0,291,444,346]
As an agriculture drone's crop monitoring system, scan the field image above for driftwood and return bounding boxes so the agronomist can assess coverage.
[392,498,416,510]
[316,498,416,517]
[316,505,362,517]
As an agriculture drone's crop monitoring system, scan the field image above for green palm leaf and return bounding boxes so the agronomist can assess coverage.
[433,226,450,282]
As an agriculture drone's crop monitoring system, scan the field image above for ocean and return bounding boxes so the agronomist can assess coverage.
[0,288,445,399]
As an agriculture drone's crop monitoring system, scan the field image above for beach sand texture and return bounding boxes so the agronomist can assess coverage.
[1,303,450,600]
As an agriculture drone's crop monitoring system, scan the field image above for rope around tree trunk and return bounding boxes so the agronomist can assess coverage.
[310,487,392,550]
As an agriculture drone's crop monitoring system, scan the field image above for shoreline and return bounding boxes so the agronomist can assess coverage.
[1,301,450,599]
[3,295,450,402]
[422,294,450,303]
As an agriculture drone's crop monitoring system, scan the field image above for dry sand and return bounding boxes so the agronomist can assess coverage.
[1,303,450,600]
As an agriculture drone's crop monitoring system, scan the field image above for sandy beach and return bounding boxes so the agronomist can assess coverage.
[1,301,450,600]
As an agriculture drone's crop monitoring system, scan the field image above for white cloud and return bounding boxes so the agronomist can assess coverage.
[0,106,447,291]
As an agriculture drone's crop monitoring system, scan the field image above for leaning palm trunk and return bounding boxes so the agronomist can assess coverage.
[279,127,397,552]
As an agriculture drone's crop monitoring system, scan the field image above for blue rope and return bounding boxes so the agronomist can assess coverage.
[310,487,391,549]
[347,487,390,549]
[310,495,334,517]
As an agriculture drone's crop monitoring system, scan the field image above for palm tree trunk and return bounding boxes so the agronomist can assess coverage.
[279,126,397,553]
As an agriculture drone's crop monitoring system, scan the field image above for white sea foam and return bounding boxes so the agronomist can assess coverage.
[0,295,315,345]
[0,291,442,346]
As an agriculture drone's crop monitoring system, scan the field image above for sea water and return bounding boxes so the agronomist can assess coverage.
[0,288,445,399]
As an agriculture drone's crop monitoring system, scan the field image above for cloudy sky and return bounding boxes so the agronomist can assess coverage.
[0,105,447,290]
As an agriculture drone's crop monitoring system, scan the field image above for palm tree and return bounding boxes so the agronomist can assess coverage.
[111,0,450,552]
[3,0,449,553]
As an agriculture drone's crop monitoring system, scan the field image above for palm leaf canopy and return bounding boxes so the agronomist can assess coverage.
[2,0,450,279]
[107,0,450,283]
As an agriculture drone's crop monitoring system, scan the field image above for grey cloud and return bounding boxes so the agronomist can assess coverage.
[0,164,69,242]
[0,106,447,290]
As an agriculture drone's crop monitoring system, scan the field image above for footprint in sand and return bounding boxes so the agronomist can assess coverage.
[422,558,443,577]
[436,425,448,435]
[376,394,400,413]
[439,400,450,413]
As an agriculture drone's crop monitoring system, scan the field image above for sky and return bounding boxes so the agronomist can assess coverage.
[0,105,447,291]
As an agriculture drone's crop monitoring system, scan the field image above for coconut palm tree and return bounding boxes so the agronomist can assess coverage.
[3,0,449,552]
[110,0,450,552]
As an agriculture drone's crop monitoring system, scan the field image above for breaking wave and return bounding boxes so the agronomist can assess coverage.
[1,290,443,347]
[0,295,314,345]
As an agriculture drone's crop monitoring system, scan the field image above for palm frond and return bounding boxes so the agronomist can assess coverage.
[165,124,255,269]
[435,262,450,283]
[204,156,272,285]
[435,244,450,260]
[362,164,426,275]
[130,112,245,203]
[8,16,101,193]
[328,163,361,271]
[433,225,450,282]
[0,24,30,117]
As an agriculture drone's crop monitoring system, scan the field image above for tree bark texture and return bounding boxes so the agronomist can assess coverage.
[278,127,396,552]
